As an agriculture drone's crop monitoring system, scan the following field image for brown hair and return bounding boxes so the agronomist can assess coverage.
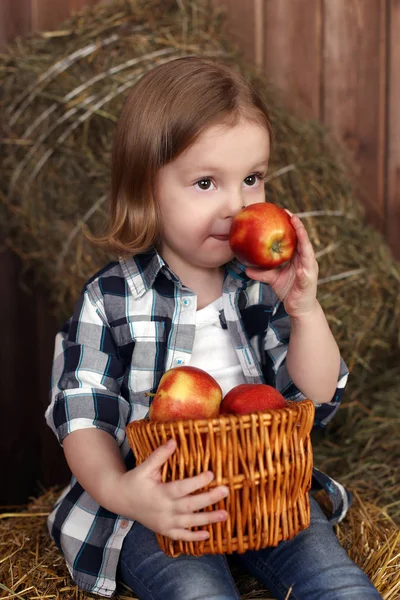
[92,56,273,256]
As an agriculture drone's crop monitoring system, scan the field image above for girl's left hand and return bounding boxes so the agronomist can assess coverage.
[245,212,319,318]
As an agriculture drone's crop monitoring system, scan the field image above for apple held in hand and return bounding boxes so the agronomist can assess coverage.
[220,383,287,415]
[229,202,297,269]
[148,366,223,422]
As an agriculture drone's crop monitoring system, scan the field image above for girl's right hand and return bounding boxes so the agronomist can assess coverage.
[115,438,229,541]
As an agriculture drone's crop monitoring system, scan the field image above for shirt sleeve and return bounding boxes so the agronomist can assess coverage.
[264,301,349,428]
[45,287,131,447]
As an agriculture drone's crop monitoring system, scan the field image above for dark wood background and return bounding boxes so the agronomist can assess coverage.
[0,250,69,505]
[1,0,399,505]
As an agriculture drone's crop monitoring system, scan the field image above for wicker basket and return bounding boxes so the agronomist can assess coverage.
[126,399,315,557]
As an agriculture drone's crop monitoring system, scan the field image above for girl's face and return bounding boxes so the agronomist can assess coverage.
[155,117,270,276]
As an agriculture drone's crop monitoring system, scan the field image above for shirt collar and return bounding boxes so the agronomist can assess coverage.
[119,248,166,298]
[119,248,250,299]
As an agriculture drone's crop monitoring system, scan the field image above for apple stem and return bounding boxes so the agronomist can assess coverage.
[271,241,282,254]
[144,392,156,397]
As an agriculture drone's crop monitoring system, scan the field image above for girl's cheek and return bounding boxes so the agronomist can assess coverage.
[243,182,263,196]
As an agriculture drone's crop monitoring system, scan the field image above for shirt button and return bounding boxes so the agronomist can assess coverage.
[120,520,128,528]
[182,298,191,308]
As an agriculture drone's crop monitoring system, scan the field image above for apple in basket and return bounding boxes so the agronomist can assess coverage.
[220,383,287,415]
[148,366,223,422]
[229,202,297,269]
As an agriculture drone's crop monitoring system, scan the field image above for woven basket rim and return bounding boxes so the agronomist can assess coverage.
[126,398,314,430]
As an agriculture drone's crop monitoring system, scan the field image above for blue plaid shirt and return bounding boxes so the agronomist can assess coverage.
[45,249,350,597]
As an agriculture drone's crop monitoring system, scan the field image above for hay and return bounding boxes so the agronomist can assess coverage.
[0,487,399,599]
[0,0,231,316]
[0,0,399,595]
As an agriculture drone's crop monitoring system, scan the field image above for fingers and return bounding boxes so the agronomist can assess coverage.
[178,508,229,528]
[166,470,215,498]
[245,266,282,285]
[164,475,230,542]
[142,438,177,474]
[168,509,229,542]
[288,214,315,261]
[246,264,295,302]
[285,213,319,287]
[168,528,208,542]
[141,446,230,544]
[175,483,229,513]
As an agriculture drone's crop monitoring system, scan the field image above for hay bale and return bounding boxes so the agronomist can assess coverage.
[0,488,398,599]
[0,0,399,569]
[0,0,232,317]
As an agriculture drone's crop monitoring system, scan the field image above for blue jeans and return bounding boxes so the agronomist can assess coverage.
[118,495,382,600]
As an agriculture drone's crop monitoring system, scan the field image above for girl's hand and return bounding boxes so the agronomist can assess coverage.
[246,212,319,318]
[116,438,229,542]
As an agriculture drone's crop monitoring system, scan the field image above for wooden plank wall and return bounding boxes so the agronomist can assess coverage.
[216,0,400,260]
[0,249,71,506]
[1,0,399,505]
[388,1,400,255]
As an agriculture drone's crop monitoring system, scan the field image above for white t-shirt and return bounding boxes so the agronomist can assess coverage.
[188,296,246,396]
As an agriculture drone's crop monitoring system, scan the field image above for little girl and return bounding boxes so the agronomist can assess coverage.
[45,56,381,599]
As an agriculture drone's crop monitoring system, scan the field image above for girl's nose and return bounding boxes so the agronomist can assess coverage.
[224,189,245,217]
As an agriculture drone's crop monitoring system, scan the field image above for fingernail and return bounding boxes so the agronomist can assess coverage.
[220,486,229,496]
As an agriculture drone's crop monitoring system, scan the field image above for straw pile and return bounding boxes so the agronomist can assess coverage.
[1,488,399,599]
[0,0,399,598]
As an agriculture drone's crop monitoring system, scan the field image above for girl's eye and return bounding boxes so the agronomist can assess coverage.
[244,172,264,187]
[194,178,215,191]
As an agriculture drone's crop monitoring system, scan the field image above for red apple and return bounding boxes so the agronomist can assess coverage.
[148,366,223,422]
[229,202,297,269]
[220,383,287,415]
